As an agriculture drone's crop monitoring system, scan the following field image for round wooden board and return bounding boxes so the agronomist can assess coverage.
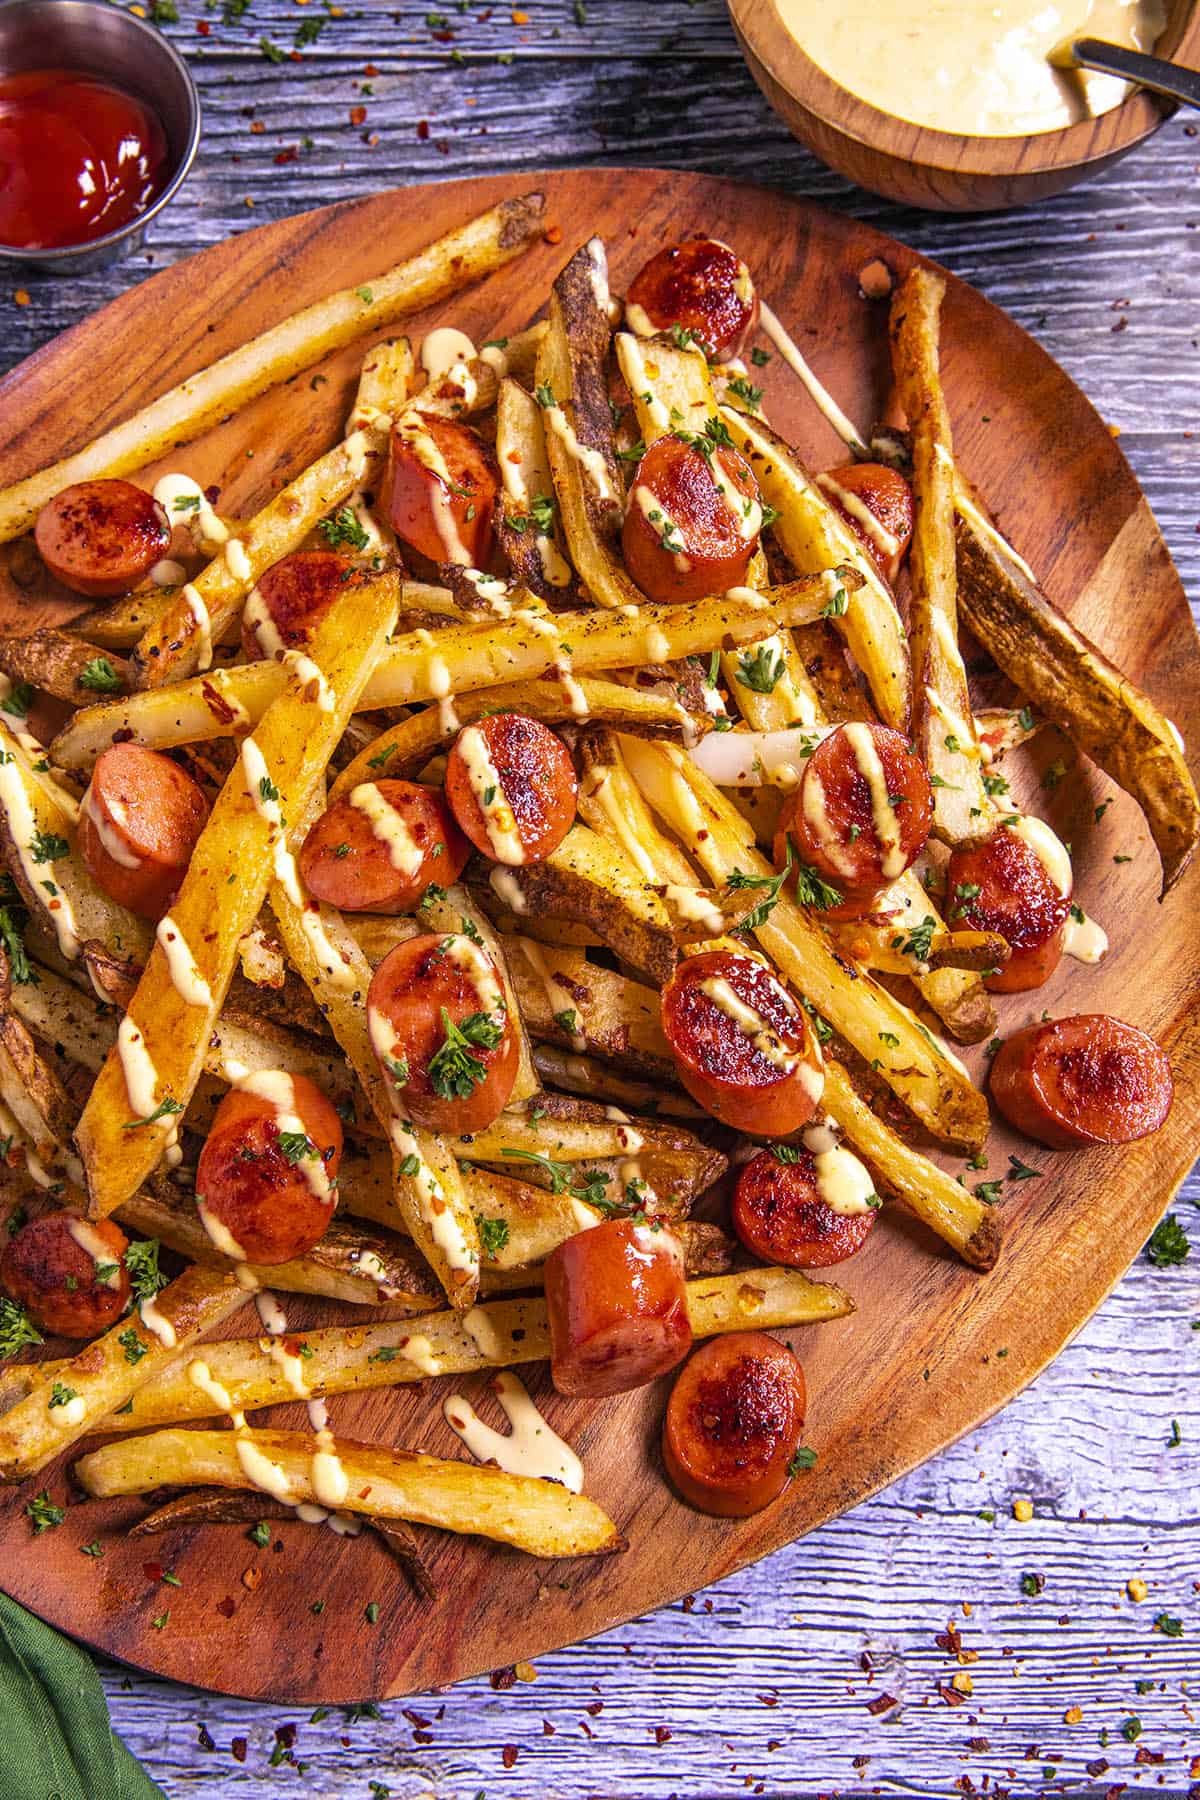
[0,169,1197,1705]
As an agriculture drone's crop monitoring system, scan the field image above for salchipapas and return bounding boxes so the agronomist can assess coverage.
[0,203,1184,1581]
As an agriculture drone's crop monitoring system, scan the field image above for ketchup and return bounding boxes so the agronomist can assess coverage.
[0,69,168,250]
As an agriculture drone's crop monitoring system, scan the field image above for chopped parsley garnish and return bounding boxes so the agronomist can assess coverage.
[1146,1214,1189,1267]
[668,324,700,351]
[792,856,843,914]
[726,375,763,409]
[735,644,785,695]
[500,1148,610,1210]
[751,346,771,367]
[554,1008,579,1036]
[820,585,848,619]
[427,1007,504,1099]
[258,774,280,804]
[397,1154,420,1178]
[726,844,796,927]
[25,1491,65,1534]
[0,681,33,718]
[893,915,936,962]
[384,1054,410,1088]
[121,1096,183,1131]
[615,438,647,463]
[29,830,68,865]
[80,1540,104,1558]
[878,1030,900,1050]
[355,286,374,306]
[249,1520,272,1548]
[771,1144,802,1164]
[475,1214,510,1258]
[319,507,370,552]
[1017,705,1035,733]
[1153,1611,1183,1637]
[0,901,36,986]
[788,1446,818,1474]
[983,771,1009,798]
[534,382,556,409]
[0,1297,42,1356]
[48,1382,78,1410]
[1007,1156,1039,1182]
[278,1130,318,1164]
[118,1327,148,1365]
[125,1238,168,1301]
[367,742,398,771]
[974,1181,1002,1205]
[78,657,123,693]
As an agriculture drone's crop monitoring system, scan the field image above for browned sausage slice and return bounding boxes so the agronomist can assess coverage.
[991,1013,1173,1148]
[194,1074,343,1265]
[733,1145,878,1267]
[778,722,933,909]
[299,779,470,914]
[816,462,914,586]
[544,1217,692,1398]
[946,820,1071,993]
[241,550,353,659]
[626,238,758,361]
[444,712,577,866]
[79,741,210,920]
[663,1331,807,1517]
[1,1211,130,1337]
[621,432,762,604]
[35,479,169,598]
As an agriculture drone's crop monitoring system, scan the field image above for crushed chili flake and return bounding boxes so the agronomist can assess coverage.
[1134,1746,1164,1765]
[866,1692,897,1715]
[417,120,430,138]
[938,1683,968,1707]
[402,1708,431,1728]
[542,1720,555,1736]
[544,224,563,245]
[490,1666,517,1690]
[196,17,210,31]
[654,1725,672,1744]
[231,1737,247,1763]
[966,1737,991,1752]
[241,1566,261,1591]
[196,1722,216,1752]
[502,1745,518,1768]
[13,289,30,307]
[937,1625,963,1655]
[349,105,367,126]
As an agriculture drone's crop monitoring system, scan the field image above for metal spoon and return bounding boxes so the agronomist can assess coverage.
[1050,36,1200,110]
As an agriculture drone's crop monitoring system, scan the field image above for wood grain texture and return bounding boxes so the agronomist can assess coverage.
[0,7,1196,1792]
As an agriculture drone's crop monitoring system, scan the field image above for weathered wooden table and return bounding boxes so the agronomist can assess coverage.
[1,4,1196,1793]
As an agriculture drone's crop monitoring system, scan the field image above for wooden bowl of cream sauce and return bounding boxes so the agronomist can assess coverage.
[727,0,1199,210]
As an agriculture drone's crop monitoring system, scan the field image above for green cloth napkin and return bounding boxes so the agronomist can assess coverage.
[0,1594,164,1800]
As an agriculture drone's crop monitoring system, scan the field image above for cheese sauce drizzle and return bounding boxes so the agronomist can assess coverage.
[155,914,212,1008]
[443,1370,584,1492]
[454,724,526,864]
[241,735,357,991]
[348,782,425,877]
[842,720,905,878]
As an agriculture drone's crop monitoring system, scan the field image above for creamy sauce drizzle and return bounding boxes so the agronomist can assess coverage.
[156,914,212,1008]
[443,1371,584,1492]
[802,1118,877,1216]
[348,782,424,877]
[0,751,80,957]
[843,721,905,879]
[241,736,356,991]
[152,473,229,551]
[698,975,806,1077]
[454,725,526,864]
[181,584,213,673]
[67,1218,123,1288]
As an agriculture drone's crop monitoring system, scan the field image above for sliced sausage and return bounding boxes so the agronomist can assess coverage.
[34,478,169,598]
[444,712,577,867]
[733,1145,877,1268]
[1,1211,130,1337]
[621,432,762,604]
[195,1073,343,1265]
[366,931,518,1133]
[777,722,932,909]
[241,550,353,659]
[385,413,498,568]
[991,1014,1173,1149]
[816,462,914,586]
[79,741,210,920]
[661,948,823,1137]
[544,1217,692,1398]
[663,1331,807,1517]
[626,238,758,361]
[946,821,1070,993]
[299,779,469,914]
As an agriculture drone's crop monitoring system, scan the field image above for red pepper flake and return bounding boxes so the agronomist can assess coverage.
[364,63,379,75]
[936,1624,963,1655]
[767,1740,781,1752]
[13,289,30,307]
[349,105,367,126]
[966,1737,991,1752]
[215,1596,236,1619]
[681,1593,695,1612]
[542,1720,556,1736]
[416,120,429,139]
[1086,1760,1110,1778]
[274,148,298,165]
[866,1692,897,1715]
[490,1666,516,1691]
[586,1701,603,1716]
[403,1708,432,1728]
[197,1723,216,1752]
[250,120,265,135]
[196,17,210,32]
[937,1683,967,1708]
[1134,1746,1164,1765]
[544,224,563,245]
[758,1693,778,1707]
[579,1720,594,1739]
[142,1560,163,1583]
[654,1726,672,1744]
[502,1745,518,1769]
[231,1737,247,1763]
[413,1731,433,1745]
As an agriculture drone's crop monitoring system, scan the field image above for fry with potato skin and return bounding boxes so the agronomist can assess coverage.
[0,195,546,545]
[74,1427,623,1558]
[73,570,399,1216]
[888,268,991,842]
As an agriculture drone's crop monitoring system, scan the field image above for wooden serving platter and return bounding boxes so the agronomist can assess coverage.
[0,170,1197,1704]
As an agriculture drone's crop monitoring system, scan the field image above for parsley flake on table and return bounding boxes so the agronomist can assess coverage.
[1146,1215,1189,1267]
[25,1491,65,1533]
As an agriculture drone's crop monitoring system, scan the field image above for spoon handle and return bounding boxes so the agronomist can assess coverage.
[1069,36,1200,110]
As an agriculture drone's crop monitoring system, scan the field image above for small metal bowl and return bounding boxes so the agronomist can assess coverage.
[0,0,200,272]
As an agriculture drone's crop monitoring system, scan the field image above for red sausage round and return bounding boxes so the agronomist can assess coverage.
[991,1014,1173,1149]
[299,779,469,914]
[946,821,1070,993]
[385,414,498,567]
[241,550,353,659]
[621,432,762,604]
[626,238,758,361]
[777,722,932,910]
[816,463,914,586]
[366,931,518,1133]
[733,1147,877,1268]
[444,712,577,867]
[1,1211,130,1337]
[663,1331,807,1518]
[35,478,169,598]
[661,949,824,1137]
[544,1217,692,1398]
[79,742,210,920]
[195,1073,343,1265]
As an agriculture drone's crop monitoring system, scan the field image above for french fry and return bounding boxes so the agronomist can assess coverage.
[346,335,416,433]
[0,1265,247,1481]
[956,503,1200,897]
[620,736,989,1152]
[494,374,577,598]
[889,269,990,841]
[76,1427,622,1558]
[822,1061,1000,1269]
[329,674,697,800]
[74,570,399,1216]
[615,331,714,445]
[506,931,675,1077]
[0,195,546,545]
[719,405,911,730]
[529,1043,703,1118]
[77,586,180,652]
[29,1266,853,1437]
[538,239,644,611]
[0,632,129,706]
[48,573,860,769]
[577,728,699,888]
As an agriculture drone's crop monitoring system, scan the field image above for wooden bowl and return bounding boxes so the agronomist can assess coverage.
[728,0,1200,211]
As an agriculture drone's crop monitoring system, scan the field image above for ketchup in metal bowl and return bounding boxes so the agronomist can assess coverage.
[0,68,168,250]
